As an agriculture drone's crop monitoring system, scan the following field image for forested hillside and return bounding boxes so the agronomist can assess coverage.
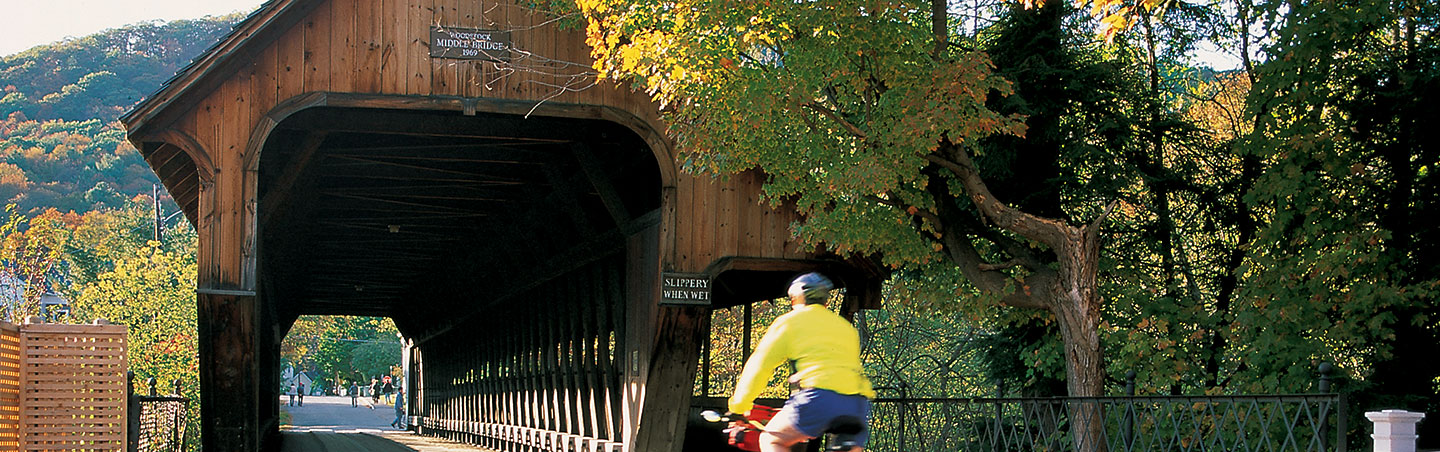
[0,15,243,214]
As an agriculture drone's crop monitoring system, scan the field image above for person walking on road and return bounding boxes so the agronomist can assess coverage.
[368,377,381,409]
[297,382,305,407]
[287,383,296,406]
[349,382,360,407]
[390,388,407,429]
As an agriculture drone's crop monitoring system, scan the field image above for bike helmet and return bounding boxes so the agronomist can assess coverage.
[787,272,835,304]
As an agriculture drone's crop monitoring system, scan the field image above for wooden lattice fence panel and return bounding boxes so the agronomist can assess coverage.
[19,323,127,451]
[0,321,20,450]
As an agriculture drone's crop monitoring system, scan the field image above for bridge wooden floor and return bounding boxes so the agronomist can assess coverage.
[280,395,494,452]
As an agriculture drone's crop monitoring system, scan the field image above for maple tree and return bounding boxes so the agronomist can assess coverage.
[578,2,1133,427]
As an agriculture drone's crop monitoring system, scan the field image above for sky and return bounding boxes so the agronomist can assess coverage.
[0,0,267,57]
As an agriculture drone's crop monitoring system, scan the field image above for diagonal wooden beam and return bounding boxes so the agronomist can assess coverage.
[318,190,511,203]
[326,153,547,166]
[327,142,555,153]
[571,143,632,227]
[323,192,474,213]
[413,208,661,344]
[326,154,528,182]
[259,132,327,228]
[321,173,526,186]
[540,154,596,237]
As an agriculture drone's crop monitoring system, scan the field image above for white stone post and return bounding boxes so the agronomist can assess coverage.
[1367,409,1426,452]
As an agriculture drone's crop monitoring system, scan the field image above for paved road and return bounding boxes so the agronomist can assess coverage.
[280,395,492,452]
[284,395,399,432]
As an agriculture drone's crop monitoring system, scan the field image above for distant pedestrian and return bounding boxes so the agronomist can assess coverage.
[370,377,382,408]
[382,376,395,404]
[287,383,296,406]
[349,382,359,407]
[297,382,305,406]
[390,389,406,429]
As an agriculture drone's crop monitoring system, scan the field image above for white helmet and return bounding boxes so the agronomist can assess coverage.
[787,272,835,302]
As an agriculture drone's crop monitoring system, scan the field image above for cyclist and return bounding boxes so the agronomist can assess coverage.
[728,272,874,452]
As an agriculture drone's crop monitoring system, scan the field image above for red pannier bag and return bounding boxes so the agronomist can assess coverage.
[725,404,780,452]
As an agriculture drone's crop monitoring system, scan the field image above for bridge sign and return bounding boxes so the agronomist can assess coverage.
[660,273,711,306]
[430,26,512,61]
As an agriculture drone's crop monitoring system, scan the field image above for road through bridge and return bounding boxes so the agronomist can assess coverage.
[280,394,490,451]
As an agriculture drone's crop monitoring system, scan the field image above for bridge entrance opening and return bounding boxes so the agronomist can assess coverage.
[255,106,661,451]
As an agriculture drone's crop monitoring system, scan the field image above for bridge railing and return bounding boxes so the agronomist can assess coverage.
[866,393,1347,452]
[126,374,190,452]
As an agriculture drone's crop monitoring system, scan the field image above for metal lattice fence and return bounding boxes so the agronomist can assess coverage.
[136,396,188,452]
[127,376,190,452]
[866,394,1347,452]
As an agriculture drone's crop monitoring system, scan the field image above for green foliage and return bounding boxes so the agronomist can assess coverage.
[62,201,200,451]
[581,0,1024,267]
[585,0,1440,414]
[72,214,198,383]
[1,16,242,121]
[699,299,792,399]
[0,205,69,321]
[0,116,157,213]
[0,14,242,216]
[1240,0,1440,417]
[282,315,402,392]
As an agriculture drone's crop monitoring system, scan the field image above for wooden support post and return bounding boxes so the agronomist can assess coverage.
[591,263,615,442]
[622,223,659,448]
[526,298,543,434]
[197,289,260,452]
[509,307,522,440]
[632,306,709,452]
[605,260,627,443]
[484,329,498,446]
[469,344,479,441]
[583,265,603,440]
[546,285,565,435]
[566,278,587,437]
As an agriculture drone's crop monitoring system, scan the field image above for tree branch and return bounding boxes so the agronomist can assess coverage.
[1085,199,1120,241]
[956,214,1046,272]
[978,258,1023,271]
[941,229,1050,310]
[862,193,950,251]
[931,0,948,58]
[802,102,867,138]
[925,145,1073,251]
[863,192,946,229]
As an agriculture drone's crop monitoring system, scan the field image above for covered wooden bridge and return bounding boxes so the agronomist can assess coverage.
[121,1,883,451]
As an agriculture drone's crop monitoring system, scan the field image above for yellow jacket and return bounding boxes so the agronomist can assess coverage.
[728,304,875,414]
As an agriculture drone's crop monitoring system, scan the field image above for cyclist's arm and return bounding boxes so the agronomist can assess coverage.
[728,318,791,414]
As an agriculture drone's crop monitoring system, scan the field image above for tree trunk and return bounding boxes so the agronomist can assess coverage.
[931,144,1112,450]
[1054,228,1106,452]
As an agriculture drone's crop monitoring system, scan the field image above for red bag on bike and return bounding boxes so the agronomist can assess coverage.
[725,404,780,452]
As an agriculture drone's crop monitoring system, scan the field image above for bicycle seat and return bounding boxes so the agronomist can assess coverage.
[826,415,865,435]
